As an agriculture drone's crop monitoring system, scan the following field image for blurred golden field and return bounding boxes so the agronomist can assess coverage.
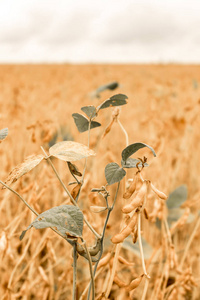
[0,64,200,300]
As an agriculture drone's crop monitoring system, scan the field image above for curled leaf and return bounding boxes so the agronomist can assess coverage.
[67,162,82,177]
[20,205,83,240]
[122,143,156,162]
[49,141,95,162]
[4,155,44,187]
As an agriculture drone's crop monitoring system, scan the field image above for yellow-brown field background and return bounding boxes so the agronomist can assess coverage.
[0,64,200,299]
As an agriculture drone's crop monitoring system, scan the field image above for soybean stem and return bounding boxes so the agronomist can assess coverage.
[72,242,77,300]
[41,147,101,239]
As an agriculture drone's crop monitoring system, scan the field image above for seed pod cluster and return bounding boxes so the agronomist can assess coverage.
[111,213,138,244]
[122,180,148,214]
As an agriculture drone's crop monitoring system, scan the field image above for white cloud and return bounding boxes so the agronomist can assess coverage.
[0,0,200,63]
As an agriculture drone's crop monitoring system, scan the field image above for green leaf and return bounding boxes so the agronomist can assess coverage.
[105,162,126,185]
[20,205,83,240]
[72,113,101,133]
[0,128,8,141]
[122,142,156,162]
[97,94,128,111]
[49,141,95,162]
[167,208,194,226]
[96,81,119,93]
[122,236,153,259]
[155,218,161,230]
[155,207,194,230]
[166,185,187,209]
[121,158,149,169]
[72,113,89,132]
[81,106,97,119]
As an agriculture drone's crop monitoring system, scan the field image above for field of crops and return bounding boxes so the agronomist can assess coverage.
[0,64,200,300]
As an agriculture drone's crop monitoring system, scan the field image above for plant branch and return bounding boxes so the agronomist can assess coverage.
[138,211,149,277]
[72,242,77,300]
[81,239,95,300]
[0,180,39,216]
[105,244,120,298]
[41,147,101,239]
[82,120,91,184]
[117,119,129,147]
[138,211,150,299]
[87,182,120,299]
[0,180,76,243]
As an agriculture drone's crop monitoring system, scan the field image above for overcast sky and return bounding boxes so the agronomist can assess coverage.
[0,0,200,63]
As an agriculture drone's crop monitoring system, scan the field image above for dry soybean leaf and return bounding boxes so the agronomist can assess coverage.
[20,205,83,240]
[71,183,81,200]
[81,105,97,118]
[122,142,156,162]
[105,162,126,185]
[49,141,95,162]
[67,161,82,176]
[72,113,101,133]
[97,94,128,111]
[0,128,8,141]
[4,154,44,187]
